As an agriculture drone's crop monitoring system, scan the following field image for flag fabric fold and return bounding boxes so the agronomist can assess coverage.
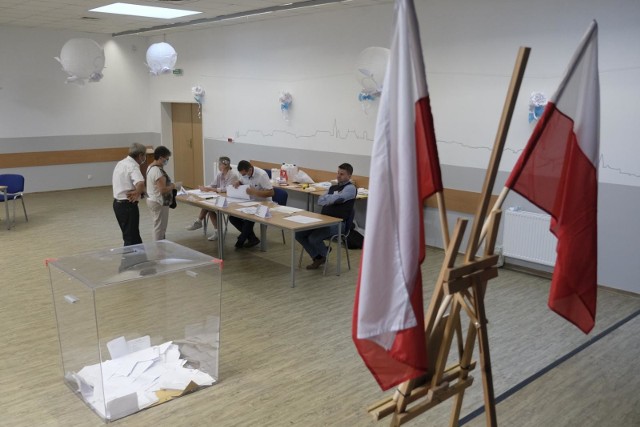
[352,0,443,390]
[505,21,599,333]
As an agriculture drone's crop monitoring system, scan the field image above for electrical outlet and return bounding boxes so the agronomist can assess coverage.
[87,174,92,180]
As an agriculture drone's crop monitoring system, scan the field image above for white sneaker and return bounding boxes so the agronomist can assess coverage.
[186,219,203,231]
[207,230,218,241]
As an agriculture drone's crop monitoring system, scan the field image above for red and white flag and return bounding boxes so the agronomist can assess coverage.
[506,21,599,333]
[353,0,443,390]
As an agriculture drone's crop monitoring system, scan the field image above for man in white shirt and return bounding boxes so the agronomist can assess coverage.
[112,143,147,246]
[229,160,274,249]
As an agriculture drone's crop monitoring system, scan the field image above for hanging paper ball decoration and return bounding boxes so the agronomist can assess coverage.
[55,38,105,84]
[279,92,293,121]
[192,86,205,118]
[355,47,390,94]
[146,42,177,76]
[528,91,548,123]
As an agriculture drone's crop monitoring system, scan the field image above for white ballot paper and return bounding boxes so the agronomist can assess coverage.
[271,206,304,214]
[283,215,323,224]
[72,336,215,421]
[225,184,251,200]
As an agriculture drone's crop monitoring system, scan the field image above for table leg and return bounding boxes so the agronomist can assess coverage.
[203,211,208,236]
[336,222,342,276]
[259,224,267,252]
[290,229,296,288]
[217,212,225,259]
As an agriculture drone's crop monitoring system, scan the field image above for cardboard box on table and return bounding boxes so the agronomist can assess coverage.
[47,241,222,422]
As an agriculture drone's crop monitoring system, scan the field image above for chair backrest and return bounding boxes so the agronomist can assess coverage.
[272,187,288,206]
[0,174,25,194]
[264,168,272,179]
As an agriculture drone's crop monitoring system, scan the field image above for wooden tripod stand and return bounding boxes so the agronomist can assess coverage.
[366,46,530,427]
[367,211,502,426]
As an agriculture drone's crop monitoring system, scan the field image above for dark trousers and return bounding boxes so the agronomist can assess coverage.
[113,199,142,246]
[228,215,257,244]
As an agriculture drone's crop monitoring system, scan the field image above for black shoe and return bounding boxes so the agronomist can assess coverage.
[244,238,260,248]
[235,239,245,250]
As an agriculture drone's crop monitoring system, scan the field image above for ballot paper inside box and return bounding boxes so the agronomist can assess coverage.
[47,241,222,422]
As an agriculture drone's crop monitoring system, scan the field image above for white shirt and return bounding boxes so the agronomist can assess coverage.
[240,167,273,201]
[112,156,144,200]
[212,169,240,189]
[146,165,167,204]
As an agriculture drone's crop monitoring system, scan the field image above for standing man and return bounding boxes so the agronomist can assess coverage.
[112,143,147,246]
[296,163,356,269]
[229,160,274,249]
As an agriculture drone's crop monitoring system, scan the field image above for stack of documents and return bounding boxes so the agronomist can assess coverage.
[67,335,216,420]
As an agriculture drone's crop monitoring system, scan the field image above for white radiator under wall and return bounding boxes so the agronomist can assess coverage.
[503,209,557,267]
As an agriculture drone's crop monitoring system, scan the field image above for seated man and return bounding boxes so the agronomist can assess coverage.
[229,160,274,249]
[296,163,356,270]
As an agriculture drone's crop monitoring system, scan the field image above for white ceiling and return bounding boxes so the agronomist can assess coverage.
[0,0,390,36]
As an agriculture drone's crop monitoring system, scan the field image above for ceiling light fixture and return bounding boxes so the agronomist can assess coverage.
[90,2,202,20]
[111,0,347,37]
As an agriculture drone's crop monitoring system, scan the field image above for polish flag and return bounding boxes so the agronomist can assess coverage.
[506,21,599,333]
[353,0,443,390]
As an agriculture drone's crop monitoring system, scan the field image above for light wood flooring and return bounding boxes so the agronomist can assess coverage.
[1,187,638,426]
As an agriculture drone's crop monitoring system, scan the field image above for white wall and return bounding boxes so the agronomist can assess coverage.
[146,0,640,188]
[0,26,154,190]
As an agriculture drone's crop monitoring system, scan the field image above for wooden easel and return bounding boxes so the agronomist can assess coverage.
[366,46,530,427]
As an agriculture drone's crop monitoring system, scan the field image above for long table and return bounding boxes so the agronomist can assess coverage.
[177,193,343,287]
[272,182,367,212]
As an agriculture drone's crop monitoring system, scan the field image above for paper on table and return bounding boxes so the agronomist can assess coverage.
[225,184,251,200]
[271,206,304,214]
[237,207,258,215]
[237,201,259,206]
[283,215,323,224]
[186,189,217,199]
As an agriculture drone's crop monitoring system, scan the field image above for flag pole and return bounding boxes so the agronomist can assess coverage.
[464,46,530,427]
[479,186,509,244]
[436,192,450,247]
[464,47,530,263]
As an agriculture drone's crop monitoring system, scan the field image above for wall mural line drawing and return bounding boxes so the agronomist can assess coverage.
[233,119,374,142]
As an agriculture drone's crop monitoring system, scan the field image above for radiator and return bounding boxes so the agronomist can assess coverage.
[503,209,557,267]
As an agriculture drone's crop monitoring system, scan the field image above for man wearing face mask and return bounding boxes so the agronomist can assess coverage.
[145,145,176,241]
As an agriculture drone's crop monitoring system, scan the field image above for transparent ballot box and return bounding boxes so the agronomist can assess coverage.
[47,241,222,422]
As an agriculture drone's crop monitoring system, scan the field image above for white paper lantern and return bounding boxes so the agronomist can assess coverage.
[355,47,390,93]
[55,38,105,84]
[146,42,177,76]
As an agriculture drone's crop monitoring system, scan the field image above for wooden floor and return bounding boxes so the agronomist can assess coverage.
[1,187,638,427]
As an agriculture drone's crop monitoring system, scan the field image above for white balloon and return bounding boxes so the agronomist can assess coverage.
[146,42,177,76]
[355,47,390,92]
[56,38,105,84]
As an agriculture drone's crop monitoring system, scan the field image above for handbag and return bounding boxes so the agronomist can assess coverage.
[169,188,177,209]
[150,165,177,208]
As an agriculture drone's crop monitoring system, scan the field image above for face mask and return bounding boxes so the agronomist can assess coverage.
[163,158,169,166]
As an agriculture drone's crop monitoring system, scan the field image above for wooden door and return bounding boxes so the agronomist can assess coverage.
[171,103,203,188]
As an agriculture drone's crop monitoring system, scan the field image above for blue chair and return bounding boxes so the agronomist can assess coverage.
[296,207,356,274]
[272,187,288,244]
[0,174,28,225]
[264,168,272,179]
